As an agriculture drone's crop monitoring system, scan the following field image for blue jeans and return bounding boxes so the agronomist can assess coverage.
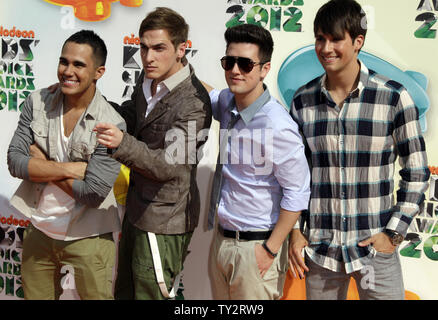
[305,251,405,300]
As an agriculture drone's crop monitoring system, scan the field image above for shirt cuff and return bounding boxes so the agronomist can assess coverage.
[280,191,310,213]
[385,211,415,238]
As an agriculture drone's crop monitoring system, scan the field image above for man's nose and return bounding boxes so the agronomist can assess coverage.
[322,40,333,53]
[63,64,74,75]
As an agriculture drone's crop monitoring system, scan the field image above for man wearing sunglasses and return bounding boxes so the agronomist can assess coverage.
[203,23,310,299]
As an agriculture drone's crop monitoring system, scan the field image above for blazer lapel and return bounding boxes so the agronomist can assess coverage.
[137,72,192,131]
[143,100,170,126]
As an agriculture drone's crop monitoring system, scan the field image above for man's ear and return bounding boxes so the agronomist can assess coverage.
[354,34,365,52]
[94,65,106,81]
[260,61,271,80]
[176,41,187,60]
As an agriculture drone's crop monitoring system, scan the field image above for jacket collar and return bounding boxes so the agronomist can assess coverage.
[50,86,105,120]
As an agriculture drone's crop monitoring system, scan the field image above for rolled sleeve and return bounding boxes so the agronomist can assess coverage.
[273,120,311,213]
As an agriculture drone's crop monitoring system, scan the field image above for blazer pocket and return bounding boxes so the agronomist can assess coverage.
[141,184,179,204]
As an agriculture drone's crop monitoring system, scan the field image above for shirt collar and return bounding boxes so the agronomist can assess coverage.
[143,62,190,93]
[228,84,271,125]
[319,59,369,101]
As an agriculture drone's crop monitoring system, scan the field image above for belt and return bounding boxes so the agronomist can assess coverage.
[218,225,272,241]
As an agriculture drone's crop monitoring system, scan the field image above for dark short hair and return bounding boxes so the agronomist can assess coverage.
[314,0,367,42]
[139,7,189,50]
[63,30,107,67]
[224,24,273,63]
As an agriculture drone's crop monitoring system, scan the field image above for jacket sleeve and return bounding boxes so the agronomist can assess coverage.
[7,95,34,181]
[111,95,212,182]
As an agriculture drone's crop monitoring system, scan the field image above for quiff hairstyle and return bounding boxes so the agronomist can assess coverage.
[224,23,274,64]
[139,7,189,50]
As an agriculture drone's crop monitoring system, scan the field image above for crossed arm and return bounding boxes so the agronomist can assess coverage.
[7,96,87,198]
[7,95,121,207]
[27,144,87,197]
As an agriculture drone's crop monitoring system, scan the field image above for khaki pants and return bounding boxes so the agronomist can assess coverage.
[209,229,288,300]
[21,224,115,300]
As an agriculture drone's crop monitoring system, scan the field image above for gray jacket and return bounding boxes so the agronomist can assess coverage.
[7,88,126,240]
[112,65,212,234]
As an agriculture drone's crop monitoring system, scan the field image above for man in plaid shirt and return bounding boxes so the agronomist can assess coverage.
[289,0,430,300]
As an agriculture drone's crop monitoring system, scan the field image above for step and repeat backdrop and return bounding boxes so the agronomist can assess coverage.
[0,0,437,300]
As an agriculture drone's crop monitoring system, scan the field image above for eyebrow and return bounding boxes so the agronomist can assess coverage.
[140,41,168,49]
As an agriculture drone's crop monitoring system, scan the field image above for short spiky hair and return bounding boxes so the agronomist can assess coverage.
[224,24,273,63]
[314,0,367,42]
[63,30,107,67]
[139,7,189,50]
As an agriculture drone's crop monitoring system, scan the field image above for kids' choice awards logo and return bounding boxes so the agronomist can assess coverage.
[400,166,438,262]
[121,34,199,101]
[226,0,304,32]
[0,215,30,299]
[0,26,39,112]
[415,0,437,38]
[44,0,143,22]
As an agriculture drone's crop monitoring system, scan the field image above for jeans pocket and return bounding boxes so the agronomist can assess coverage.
[374,250,396,260]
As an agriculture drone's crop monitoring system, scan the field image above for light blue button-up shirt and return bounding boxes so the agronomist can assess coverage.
[210,87,311,231]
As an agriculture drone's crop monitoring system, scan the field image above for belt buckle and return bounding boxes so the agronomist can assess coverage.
[236,230,240,241]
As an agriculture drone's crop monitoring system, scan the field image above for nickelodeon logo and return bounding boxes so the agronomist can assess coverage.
[0,215,30,228]
[44,0,143,22]
[0,26,35,39]
[429,166,438,175]
[123,34,195,49]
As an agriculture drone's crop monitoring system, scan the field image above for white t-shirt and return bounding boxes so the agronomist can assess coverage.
[31,104,78,240]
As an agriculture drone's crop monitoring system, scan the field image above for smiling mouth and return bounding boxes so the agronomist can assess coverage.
[230,77,244,82]
[62,79,79,86]
[321,56,338,63]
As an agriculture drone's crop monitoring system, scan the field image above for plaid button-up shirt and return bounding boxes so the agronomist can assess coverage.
[290,62,430,273]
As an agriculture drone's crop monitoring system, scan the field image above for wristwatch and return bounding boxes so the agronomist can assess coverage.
[384,229,404,246]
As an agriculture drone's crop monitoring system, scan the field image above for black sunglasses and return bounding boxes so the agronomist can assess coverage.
[220,56,268,73]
